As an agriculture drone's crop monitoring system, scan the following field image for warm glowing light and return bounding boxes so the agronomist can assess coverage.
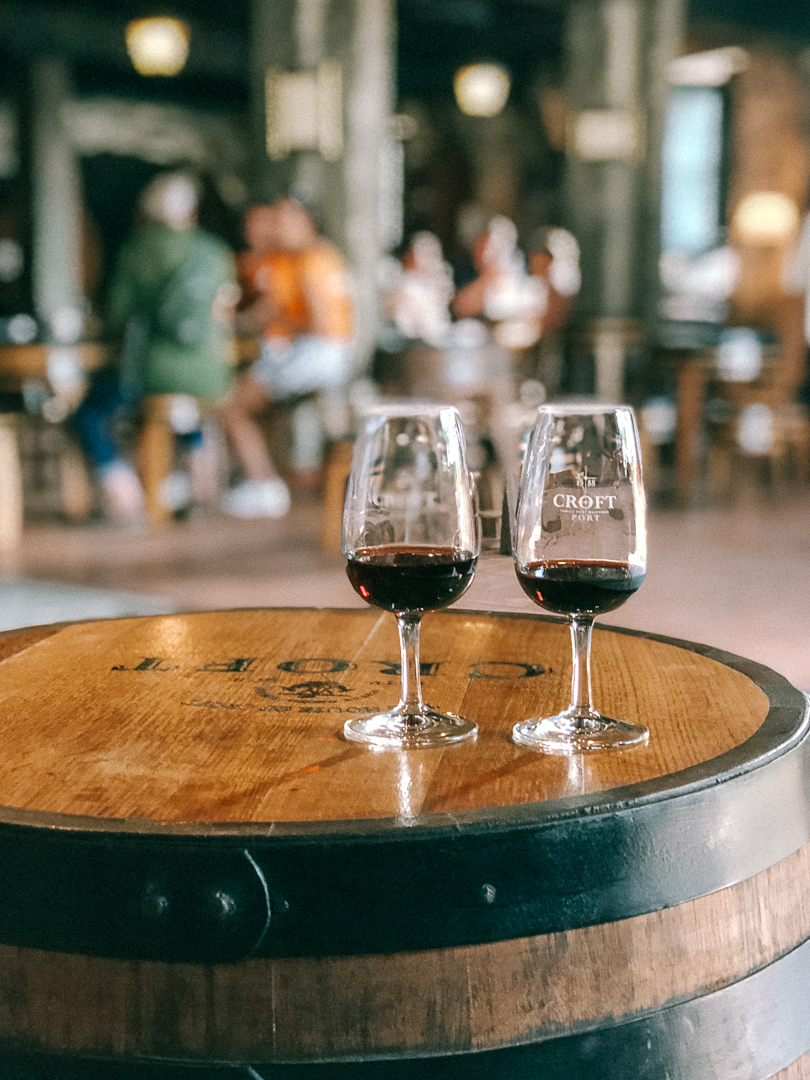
[453,64,511,118]
[126,18,190,77]
[667,47,747,87]
[732,191,799,244]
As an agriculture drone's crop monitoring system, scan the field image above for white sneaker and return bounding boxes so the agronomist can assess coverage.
[222,478,291,519]
[99,461,145,523]
[159,471,192,512]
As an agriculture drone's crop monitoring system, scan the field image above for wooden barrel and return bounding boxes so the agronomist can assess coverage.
[0,608,806,1079]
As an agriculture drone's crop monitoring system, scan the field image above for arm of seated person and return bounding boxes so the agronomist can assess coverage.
[451,277,486,319]
[234,295,276,337]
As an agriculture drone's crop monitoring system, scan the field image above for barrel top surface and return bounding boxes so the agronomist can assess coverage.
[0,607,784,831]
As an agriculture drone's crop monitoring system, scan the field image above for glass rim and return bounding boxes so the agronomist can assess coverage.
[536,401,636,417]
[357,401,460,420]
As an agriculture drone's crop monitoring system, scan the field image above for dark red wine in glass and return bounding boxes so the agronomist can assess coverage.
[347,546,476,613]
[516,559,645,617]
[342,406,480,748]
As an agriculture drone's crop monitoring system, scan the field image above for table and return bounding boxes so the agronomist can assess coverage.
[0,342,108,388]
[0,607,806,1078]
[0,343,109,549]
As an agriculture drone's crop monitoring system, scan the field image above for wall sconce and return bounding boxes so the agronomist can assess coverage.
[453,64,511,118]
[265,61,343,161]
[732,192,799,244]
[126,18,190,77]
[571,109,643,162]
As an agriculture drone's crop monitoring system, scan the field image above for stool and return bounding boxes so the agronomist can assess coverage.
[137,395,218,528]
[321,438,354,553]
[137,395,176,527]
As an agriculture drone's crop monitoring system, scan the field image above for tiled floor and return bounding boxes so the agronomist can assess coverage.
[7,486,810,691]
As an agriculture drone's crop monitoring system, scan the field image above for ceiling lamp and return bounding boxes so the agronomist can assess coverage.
[126,17,190,77]
[732,192,799,244]
[454,63,511,118]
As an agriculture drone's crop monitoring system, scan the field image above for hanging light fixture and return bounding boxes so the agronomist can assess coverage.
[126,17,190,77]
[453,63,511,118]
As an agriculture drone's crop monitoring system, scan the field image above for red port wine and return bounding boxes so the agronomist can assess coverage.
[517,559,644,617]
[347,546,476,614]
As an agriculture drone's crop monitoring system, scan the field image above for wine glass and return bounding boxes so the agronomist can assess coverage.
[343,404,480,748]
[512,403,648,753]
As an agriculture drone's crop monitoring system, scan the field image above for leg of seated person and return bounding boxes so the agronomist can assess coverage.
[220,374,278,482]
[72,369,144,523]
[220,374,290,518]
[187,421,221,509]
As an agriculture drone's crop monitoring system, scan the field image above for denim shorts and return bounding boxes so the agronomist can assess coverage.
[250,336,352,400]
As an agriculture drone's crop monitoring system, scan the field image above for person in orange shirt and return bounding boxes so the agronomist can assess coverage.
[222,198,354,518]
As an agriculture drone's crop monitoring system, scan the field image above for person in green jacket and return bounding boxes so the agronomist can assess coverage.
[74,172,238,521]
[109,172,237,401]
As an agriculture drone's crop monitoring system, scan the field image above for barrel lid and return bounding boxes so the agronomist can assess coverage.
[0,608,803,959]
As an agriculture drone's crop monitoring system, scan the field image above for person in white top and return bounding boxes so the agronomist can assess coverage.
[386,232,455,347]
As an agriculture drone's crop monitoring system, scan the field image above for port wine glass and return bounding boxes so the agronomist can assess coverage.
[343,404,480,747]
[512,403,648,753]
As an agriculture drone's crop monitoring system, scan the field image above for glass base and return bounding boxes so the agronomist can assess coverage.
[512,708,649,754]
[344,706,477,749]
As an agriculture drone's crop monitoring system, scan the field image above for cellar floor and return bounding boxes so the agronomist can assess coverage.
[6,487,810,691]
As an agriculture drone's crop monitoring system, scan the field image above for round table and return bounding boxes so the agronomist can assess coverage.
[0,607,805,1079]
[0,343,109,548]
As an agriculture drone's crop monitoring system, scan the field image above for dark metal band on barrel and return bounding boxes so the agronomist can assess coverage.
[0,625,801,964]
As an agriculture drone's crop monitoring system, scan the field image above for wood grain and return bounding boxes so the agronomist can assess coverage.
[0,624,60,664]
[0,837,805,1061]
[0,609,769,824]
[778,1054,810,1079]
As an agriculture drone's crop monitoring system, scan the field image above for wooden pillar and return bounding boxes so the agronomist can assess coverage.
[564,0,687,400]
[250,0,396,371]
[342,0,395,367]
[249,0,296,204]
[30,57,84,336]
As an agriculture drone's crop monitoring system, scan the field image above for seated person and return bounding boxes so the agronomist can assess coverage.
[222,197,354,518]
[527,227,581,336]
[387,231,454,347]
[73,172,237,522]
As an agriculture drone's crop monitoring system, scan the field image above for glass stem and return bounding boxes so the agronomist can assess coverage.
[568,615,595,718]
[397,612,425,722]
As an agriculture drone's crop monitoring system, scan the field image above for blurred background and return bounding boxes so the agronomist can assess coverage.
[0,0,809,688]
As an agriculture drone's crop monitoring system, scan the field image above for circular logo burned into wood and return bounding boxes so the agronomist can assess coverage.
[281,680,352,700]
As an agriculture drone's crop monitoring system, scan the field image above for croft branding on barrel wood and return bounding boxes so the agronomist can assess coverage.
[110,657,550,678]
[109,653,552,715]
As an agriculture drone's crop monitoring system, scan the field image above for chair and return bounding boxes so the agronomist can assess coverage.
[707,345,810,498]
